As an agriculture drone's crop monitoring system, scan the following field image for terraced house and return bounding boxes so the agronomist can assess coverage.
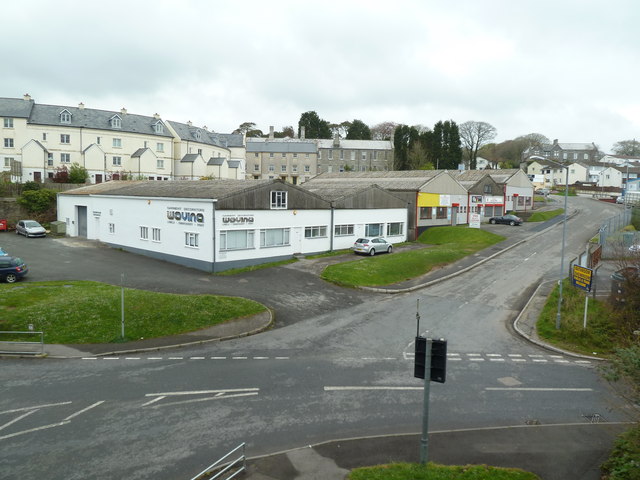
[0,95,245,183]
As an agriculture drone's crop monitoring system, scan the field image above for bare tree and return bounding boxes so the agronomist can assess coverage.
[459,121,497,169]
[371,121,398,140]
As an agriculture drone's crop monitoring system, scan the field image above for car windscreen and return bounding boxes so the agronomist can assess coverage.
[25,221,41,227]
[11,258,24,266]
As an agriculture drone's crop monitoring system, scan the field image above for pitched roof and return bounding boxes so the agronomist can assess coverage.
[308,170,442,190]
[246,139,317,153]
[167,121,240,148]
[0,97,34,118]
[316,139,393,150]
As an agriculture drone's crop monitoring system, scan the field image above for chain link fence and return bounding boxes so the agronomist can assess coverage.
[600,206,639,259]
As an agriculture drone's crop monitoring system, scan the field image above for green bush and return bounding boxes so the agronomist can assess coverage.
[601,426,640,480]
[22,181,41,191]
[17,189,57,213]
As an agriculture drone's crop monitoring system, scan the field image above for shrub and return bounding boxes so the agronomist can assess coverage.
[17,189,57,214]
[22,181,41,191]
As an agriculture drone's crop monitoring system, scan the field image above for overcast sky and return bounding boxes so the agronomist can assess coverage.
[3,0,638,152]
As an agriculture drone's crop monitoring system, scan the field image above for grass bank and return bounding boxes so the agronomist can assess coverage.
[347,462,539,479]
[0,281,266,343]
[321,227,504,287]
[526,208,564,222]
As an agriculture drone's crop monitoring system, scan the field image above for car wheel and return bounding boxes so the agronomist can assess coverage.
[510,221,516,226]
[387,245,392,253]
[5,273,17,283]
[369,248,376,256]
[490,219,496,224]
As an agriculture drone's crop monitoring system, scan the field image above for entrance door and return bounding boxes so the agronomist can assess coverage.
[33,171,42,182]
[76,206,88,237]
[95,174,103,183]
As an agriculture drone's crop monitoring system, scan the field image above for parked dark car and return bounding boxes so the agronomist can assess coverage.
[16,220,47,237]
[0,256,28,283]
[352,237,393,256]
[489,214,523,226]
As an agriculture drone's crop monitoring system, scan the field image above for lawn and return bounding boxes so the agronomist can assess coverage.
[348,462,539,480]
[0,280,266,344]
[526,208,564,222]
[321,227,504,287]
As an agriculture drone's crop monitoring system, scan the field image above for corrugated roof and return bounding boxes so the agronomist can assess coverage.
[307,171,441,190]
[59,179,273,199]
[316,139,393,150]
[246,139,317,153]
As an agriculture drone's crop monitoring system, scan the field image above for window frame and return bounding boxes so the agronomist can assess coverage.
[365,223,384,237]
[260,228,290,248]
[185,231,199,248]
[304,225,327,239]
[334,224,354,236]
[3,118,13,128]
[386,222,404,236]
[270,190,287,209]
[220,229,255,251]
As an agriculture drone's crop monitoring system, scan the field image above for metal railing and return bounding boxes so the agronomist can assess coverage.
[0,331,44,355]
[189,443,246,480]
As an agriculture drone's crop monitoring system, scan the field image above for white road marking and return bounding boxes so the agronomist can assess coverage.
[146,388,259,397]
[533,359,548,363]
[490,358,506,362]
[103,357,119,360]
[232,356,248,360]
[81,357,97,360]
[141,396,165,407]
[0,402,72,415]
[152,392,258,408]
[125,357,140,360]
[0,410,38,432]
[0,421,71,441]
[275,357,289,360]
[190,357,205,360]
[168,357,183,360]
[325,386,422,391]
[64,401,105,421]
[253,357,268,360]
[147,357,163,360]
[211,357,227,360]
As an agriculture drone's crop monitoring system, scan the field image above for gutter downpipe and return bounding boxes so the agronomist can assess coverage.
[330,203,335,252]
[212,199,217,273]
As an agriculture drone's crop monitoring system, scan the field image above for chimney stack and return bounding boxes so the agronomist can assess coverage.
[187,120,193,127]
[121,107,127,115]
[333,134,340,147]
[78,102,85,110]
[269,126,274,140]
[153,113,160,119]
[301,126,305,140]
[23,93,31,101]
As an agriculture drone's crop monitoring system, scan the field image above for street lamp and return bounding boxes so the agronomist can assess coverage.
[532,156,569,330]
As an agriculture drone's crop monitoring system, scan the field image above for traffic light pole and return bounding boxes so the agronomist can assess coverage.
[420,338,432,465]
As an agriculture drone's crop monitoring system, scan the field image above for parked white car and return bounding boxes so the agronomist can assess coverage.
[16,220,47,238]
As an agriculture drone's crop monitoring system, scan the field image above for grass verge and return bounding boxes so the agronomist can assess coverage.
[347,462,539,479]
[526,209,564,222]
[0,281,266,343]
[321,227,504,287]
[214,258,297,275]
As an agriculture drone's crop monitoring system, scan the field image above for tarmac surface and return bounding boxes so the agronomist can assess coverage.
[2,203,636,479]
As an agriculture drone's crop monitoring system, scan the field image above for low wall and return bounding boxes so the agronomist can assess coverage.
[0,199,36,229]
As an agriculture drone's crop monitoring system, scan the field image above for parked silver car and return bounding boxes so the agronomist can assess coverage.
[352,237,393,256]
[16,220,47,238]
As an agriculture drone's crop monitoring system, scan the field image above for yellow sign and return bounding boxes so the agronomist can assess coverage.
[572,265,593,292]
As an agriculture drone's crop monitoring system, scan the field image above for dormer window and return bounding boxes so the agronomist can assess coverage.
[60,109,72,124]
[153,121,164,134]
[194,129,202,141]
[110,115,122,129]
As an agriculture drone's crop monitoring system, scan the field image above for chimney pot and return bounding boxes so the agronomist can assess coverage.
[78,102,85,109]
[23,93,32,101]
[121,107,127,115]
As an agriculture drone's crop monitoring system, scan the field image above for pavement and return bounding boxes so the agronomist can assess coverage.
[2,202,636,479]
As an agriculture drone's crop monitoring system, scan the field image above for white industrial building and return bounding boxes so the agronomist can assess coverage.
[57,179,408,272]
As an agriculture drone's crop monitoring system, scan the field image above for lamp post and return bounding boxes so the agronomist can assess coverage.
[529,156,569,329]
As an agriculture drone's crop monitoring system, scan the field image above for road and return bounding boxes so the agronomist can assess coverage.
[0,196,636,479]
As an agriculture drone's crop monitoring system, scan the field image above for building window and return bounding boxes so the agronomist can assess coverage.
[340,150,344,160]
[386,222,404,236]
[154,123,164,134]
[305,153,309,158]
[304,165,310,173]
[194,130,202,141]
[373,151,378,160]
[96,136,100,144]
[334,224,354,236]
[113,156,122,166]
[350,151,356,160]
[157,159,164,169]
[584,153,589,160]
[108,223,115,234]
[254,153,259,157]
[61,153,70,163]
[220,229,255,250]
[270,190,287,209]
[483,184,492,194]
[43,133,47,141]
[156,142,164,152]
[282,153,287,158]
[281,164,287,172]
[293,153,298,158]
[60,111,71,124]
[260,228,290,247]
[269,152,274,158]
[361,152,367,160]
[563,152,567,160]
[292,164,298,172]
[152,227,161,242]
[185,232,199,248]
[436,207,448,219]
[60,134,70,144]
[198,148,202,155]
[47,153,53,166]
[110,116,121,128]
[420,207,432,219]
[365,223,383,237]
[4,138,14,148]
[328,150,333,160]
[4,157,13,166]
[140,226,149,240]
[3,118,13,128]
[268,164,274,172]
[305,226,327,238]
[113,138,122,148]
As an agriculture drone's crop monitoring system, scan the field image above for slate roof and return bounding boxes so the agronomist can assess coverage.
[131,148,148,158]
[307,170,441,191]
[301,182,390,202]
[59,179,273,199]
[167,121,242,149]
[26,103,173,138]
[207,157,225,166]
[0,97,34,118]
[181,153,201,163]
[246,139,317,153]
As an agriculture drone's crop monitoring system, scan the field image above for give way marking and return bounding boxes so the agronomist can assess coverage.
[142,388,259,408]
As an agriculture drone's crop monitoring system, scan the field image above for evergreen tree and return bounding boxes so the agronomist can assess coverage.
[298,111,332,139]
[346,119,372,140]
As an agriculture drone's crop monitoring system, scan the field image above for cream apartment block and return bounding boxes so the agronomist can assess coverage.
[0,95,245,183]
